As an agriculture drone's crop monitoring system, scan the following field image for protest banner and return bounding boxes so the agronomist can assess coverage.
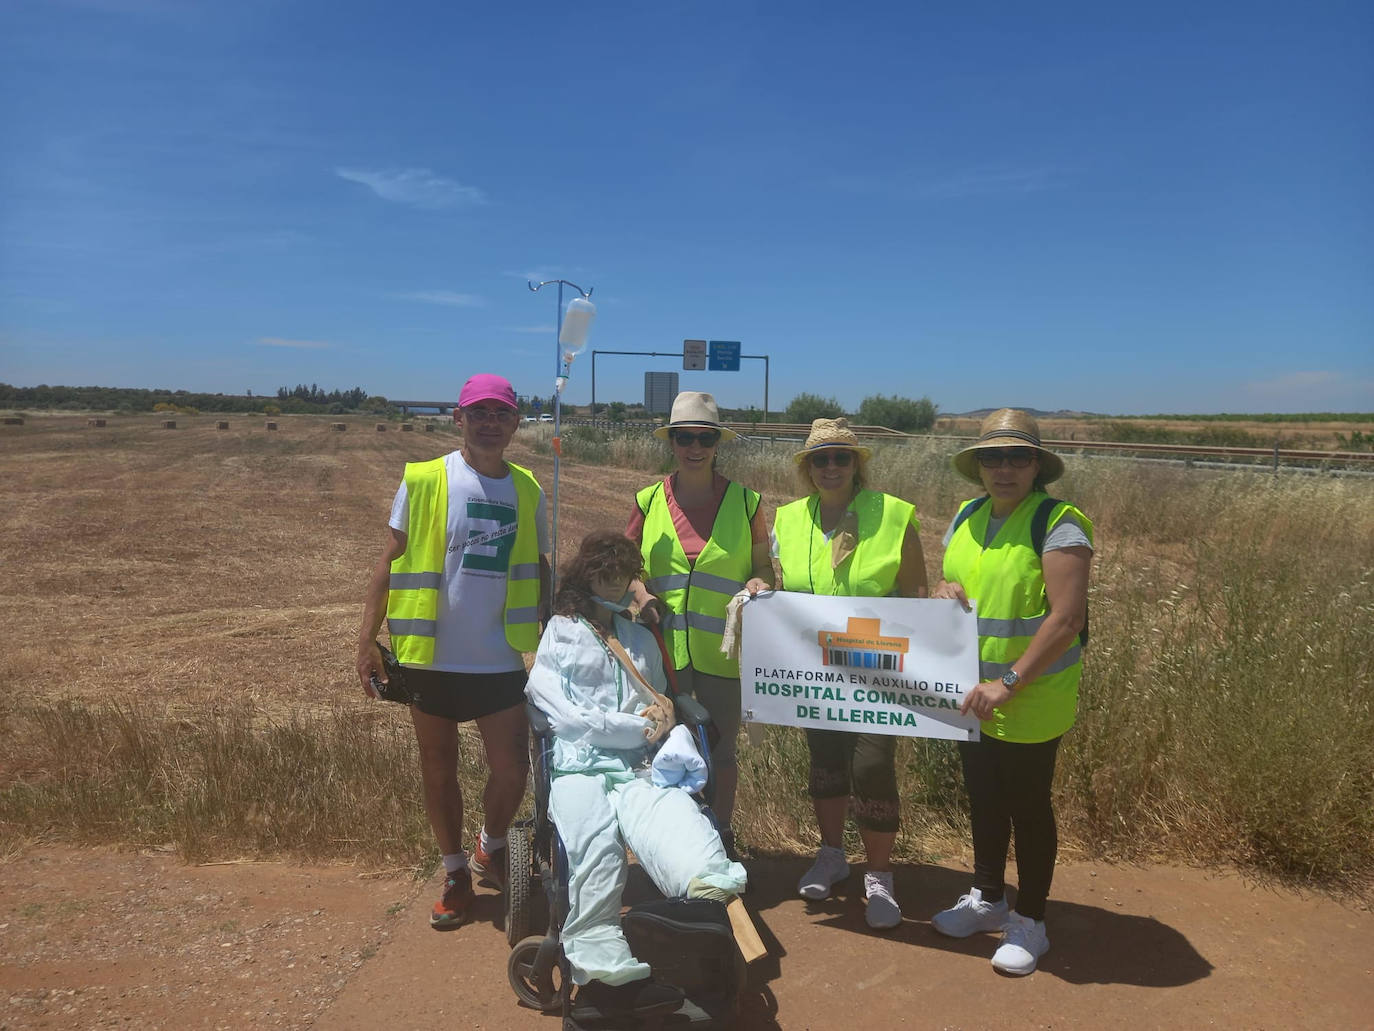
[739,592,981,741]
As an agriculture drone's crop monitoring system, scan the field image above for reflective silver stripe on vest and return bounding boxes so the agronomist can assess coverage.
[689,570,747,595]
[389,571,442,590]
[661,610,727,636]
[388,617,437,637]
[977,613,1048,638]
[646,574,690,594]
[510,562,539,581]
[981,644,1081,682]
[506,606,539,626]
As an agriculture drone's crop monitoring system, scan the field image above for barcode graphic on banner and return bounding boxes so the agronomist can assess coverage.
[824,648,903,671]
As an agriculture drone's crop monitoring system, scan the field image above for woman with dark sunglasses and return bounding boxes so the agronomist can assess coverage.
[626,392,774,851]
[928,408,1093,976]
[772,417,928,929]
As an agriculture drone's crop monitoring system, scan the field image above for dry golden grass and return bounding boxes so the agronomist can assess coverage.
[3,414,1371,889]
[931,413,1370,450]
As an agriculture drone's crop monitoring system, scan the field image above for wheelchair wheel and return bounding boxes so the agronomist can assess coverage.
[506,826,533,947]
[508,935,564,1012]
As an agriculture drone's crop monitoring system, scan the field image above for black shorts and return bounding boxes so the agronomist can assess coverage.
[407,668,528,723]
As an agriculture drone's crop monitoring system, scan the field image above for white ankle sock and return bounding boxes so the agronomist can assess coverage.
[479,828,506,852]
[442,851,469,874]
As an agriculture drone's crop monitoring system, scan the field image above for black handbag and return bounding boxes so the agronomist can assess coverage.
[370,642,417,705]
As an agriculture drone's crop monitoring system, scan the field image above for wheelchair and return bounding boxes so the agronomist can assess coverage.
[505,694,747,1030]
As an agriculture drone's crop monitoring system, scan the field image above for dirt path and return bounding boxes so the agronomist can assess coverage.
[4,846,1370,1030]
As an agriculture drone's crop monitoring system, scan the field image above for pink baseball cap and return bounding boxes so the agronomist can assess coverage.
[458,373,517,409]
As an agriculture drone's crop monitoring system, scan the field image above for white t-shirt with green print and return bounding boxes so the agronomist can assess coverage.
[389,450,549,673]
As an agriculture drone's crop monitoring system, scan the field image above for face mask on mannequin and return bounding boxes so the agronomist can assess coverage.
[595,588,637,613]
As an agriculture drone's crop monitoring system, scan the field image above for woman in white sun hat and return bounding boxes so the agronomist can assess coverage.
[929,408,1093,976]
[625,392,774,853]
[771,417,928,930]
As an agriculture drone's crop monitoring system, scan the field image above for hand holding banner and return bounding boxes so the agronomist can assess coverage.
[739,592,981,741]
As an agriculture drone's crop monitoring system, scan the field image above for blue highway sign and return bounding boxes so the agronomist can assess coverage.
[708,340,741,371]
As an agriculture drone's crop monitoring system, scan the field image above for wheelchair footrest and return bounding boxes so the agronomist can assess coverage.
[622,898,739,1000]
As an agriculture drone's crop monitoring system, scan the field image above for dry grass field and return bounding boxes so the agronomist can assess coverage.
[932,413,1370,449]
[2,412,1371,892]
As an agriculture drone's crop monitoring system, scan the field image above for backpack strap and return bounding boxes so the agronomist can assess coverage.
[948,495,990,540]
[1030,497,1060,556]
[1031,497,1089,647]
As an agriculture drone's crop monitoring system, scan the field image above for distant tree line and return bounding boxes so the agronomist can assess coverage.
[780,392,939,432]
[276,384,370,408]
[0,383,394,416]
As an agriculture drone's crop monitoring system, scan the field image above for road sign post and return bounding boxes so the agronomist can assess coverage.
[683,339,707,371]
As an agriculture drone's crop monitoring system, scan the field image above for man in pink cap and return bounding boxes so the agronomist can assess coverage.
[356,373,550,930]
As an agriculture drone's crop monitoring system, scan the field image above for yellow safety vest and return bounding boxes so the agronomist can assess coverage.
[773,489,916,597]
[942,491,1093,742]
[387,456,542,665]
[637,479,759,677]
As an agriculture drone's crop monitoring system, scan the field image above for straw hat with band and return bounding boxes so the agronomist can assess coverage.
[653,391,737,442]
[792,417,872,465]
[953,408,1064,485]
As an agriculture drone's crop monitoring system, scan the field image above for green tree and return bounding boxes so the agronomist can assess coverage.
[785,392,845,424]
[857,394,938,432]
[608,401,628,423]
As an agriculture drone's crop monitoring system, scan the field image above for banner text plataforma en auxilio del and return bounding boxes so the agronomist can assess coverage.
[739,592,981,742]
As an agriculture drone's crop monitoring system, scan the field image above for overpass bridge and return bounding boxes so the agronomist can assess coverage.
[389,400,455,415]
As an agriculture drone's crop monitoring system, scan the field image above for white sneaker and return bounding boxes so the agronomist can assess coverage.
[863,871,902,929]
[798,845,849,900]
[991,912,1050,975]
[931,887,1009,938]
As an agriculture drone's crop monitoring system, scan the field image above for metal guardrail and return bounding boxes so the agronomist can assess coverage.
[563,418,1374,467]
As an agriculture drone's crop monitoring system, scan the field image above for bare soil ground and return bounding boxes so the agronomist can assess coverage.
[3,414,1372,1028]
[3,846,1371,1030]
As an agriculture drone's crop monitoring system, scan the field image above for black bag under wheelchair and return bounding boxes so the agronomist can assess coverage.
[505,694,747,1030]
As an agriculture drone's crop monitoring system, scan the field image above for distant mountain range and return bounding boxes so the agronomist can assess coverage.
[941,408,1109,419]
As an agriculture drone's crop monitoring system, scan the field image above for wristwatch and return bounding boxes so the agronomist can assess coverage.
[1000,669,1021,690]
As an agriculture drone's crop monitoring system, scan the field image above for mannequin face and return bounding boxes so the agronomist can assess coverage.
[589,571,635,608]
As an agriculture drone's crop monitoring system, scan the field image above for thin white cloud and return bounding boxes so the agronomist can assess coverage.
[335,167,486,209]
[392,290,484,307]
[257,336,330,350]
[915,167,1054,199]
[1241,370,1374,407]
[830,166,1056,200]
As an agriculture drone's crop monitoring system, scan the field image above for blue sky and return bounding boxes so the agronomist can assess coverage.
[2,0,1371,416]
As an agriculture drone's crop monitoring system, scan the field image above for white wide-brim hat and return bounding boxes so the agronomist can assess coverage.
[652,391,737,441]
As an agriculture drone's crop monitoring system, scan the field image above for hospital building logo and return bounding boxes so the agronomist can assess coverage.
[816,617,909,672]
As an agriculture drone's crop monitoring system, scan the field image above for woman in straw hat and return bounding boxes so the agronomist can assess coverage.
[771,417,928,930]
[626,392,774,849]
[928,408,1093,976]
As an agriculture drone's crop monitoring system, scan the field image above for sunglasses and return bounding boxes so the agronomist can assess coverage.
[808,450,855,468]
[977,447,1036,469]
[671,430,721,448]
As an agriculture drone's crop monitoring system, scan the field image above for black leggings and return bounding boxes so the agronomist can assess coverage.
[958,734,1062,922]
[805,730,900,833]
